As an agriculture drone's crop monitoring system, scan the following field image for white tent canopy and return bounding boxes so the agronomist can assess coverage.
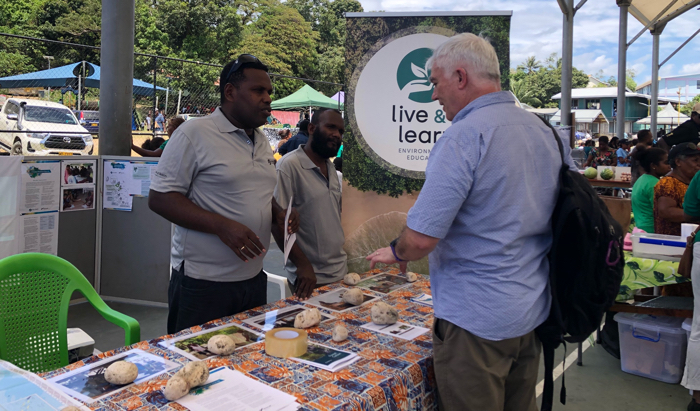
[628,0,699,27]
[550,109,609,124]
[636,102,689,126]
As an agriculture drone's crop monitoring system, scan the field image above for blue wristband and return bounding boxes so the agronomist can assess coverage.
[390,240,405,262]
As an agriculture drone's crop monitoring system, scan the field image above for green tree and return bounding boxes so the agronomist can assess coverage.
[521,54,588,108]
[517,56,542,75]
[681,95,700,116]
[235,1,319,98]
[510,79,541,107]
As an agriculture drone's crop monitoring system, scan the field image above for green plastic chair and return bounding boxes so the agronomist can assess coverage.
[0,253,140,373]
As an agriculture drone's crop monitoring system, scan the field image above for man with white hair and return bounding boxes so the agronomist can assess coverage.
[367,33,570,410]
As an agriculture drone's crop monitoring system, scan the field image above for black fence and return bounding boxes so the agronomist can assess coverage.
[0,32,342,155]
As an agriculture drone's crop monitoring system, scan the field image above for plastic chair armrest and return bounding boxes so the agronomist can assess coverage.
[91,302,141,345]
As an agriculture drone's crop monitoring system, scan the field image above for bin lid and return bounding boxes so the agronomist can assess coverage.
[67,328,95,349]
[683,318,693,332]
[614,313,686,334]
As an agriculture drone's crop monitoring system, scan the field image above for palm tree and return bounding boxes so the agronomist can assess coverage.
[517,56,542,75]
[510,79,542,107]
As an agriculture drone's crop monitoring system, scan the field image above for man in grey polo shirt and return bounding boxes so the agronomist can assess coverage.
[149,55,316,333]
[274,109,347,290]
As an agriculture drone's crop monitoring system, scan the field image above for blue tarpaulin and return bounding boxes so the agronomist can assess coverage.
[0,62,165,96]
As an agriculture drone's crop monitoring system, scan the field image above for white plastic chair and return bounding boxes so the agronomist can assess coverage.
[265,270,292,301]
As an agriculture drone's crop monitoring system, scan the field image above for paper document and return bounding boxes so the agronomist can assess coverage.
[159,323,263,361]
[291,343,360,372]
[361,321,429,341]
[47,349,178,403]
[103,160,134,211]
[283,196,296,265]
[176,367,299,411]
[410,293,433,307]
[129,161,158,196]
[355,273,412,294]
[243,305,334,332]
[20,160,60,214]
[20,212,58,255]
[304,288,378,312]
[0,359,88,411]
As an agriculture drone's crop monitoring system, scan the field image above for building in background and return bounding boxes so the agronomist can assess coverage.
[636,73,700,103]
[552,87,685,137]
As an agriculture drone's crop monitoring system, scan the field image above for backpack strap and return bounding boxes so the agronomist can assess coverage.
[533,113,569,171]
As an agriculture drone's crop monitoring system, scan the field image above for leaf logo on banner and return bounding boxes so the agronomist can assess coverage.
[396,48,435,103]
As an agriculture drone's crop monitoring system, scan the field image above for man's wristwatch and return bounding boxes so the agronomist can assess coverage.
[390,238,405,262]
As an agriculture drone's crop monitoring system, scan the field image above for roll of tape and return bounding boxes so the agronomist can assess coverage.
[265,328,308,358]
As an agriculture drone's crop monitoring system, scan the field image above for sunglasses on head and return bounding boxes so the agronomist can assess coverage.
[225,54,260,83]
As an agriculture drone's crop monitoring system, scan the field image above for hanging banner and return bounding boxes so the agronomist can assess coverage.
[343,12,512,274]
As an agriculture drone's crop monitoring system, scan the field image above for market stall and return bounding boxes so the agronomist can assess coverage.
[36,268,435,410]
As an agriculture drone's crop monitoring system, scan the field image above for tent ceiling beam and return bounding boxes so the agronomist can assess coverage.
[660,27,700,67]
[656,0,700,27]
[627,0,678,48]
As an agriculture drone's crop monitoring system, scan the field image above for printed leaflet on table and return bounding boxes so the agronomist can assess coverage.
[176,367,299,411]
[410,293,433,306]
[0,359,88,411]
[47,349,179,403]
[290,343,360,372]
[354,272,411,294]
[158,323,263,361]
[361,321,429,341]
[304,288,378,312]
[242,305,334,332]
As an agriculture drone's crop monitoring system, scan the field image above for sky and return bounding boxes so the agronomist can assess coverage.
[355,0,700,86]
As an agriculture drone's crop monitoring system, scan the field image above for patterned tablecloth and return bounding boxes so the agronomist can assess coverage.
[39,267,436,411]
[618,251,690,301]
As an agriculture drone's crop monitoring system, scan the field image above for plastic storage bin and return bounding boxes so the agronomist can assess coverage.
[67,328,95,363]
[615,313,687,383]
[630,233,685,261]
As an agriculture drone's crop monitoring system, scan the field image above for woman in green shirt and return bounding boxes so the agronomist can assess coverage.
[631,148,671,232]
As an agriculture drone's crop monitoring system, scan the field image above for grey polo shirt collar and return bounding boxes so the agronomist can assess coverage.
[298,145,331,182]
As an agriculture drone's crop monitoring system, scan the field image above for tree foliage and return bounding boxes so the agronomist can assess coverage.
[510,54,589,108]
[0,0,360,101]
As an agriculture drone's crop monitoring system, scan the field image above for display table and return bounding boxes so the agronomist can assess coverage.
[587,179,632,189]
[618,251,689,301]
[39,268,437,411]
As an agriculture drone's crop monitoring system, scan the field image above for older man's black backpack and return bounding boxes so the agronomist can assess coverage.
[535,118,625,411]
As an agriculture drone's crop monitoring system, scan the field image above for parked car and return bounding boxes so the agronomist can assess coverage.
[0,97,94,156]
[176,113,207,122]
[73,110,100,135]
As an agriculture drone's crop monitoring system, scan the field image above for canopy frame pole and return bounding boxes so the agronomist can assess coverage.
[660,27,700,68]
[616,0,631,139]
[152,56,157,138]
[165,87,169,117]
[176,89,182,117]
[650,24,665,136]
[100,0,135,155]
[560,0,575,127]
